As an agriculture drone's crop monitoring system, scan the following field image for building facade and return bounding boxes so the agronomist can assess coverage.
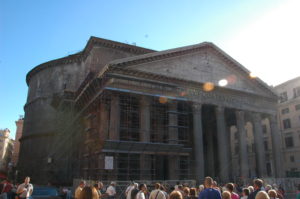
[0,129,14,172]
[274,77,300,177]
[12,116,24,167]
[19,37,284,184]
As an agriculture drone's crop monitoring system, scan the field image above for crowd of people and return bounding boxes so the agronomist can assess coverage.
[0,177,33,199]
[74,177,300,199]
[1,176,300,199]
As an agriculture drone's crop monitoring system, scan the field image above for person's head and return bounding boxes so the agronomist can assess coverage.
[242,188,250,197]
[204,177,214,188]
[139,184,147,192]
[265,185,272,192]
[268,190,277,198]
[199,185,204,192]
[111,182,116,187]
[189,188,197,197]
[178,185,183,191]
[213,181,218,188]
[248,186,254,193]
[255,191,270,199]
[24,177,30,184]
[225,183,234,193]
[133,183,138,189]
[155,183,161,190]
[183,187,190,196]
[79,187,93,199]
[98,182,103,189]
[170,191,183,199]
[253,179,263,190]
[160,185,166,192]
[80,181,86,188]
[222,191,231,199]
[94,184,99,189]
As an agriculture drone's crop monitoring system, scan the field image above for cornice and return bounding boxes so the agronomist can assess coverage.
[107,42,277,98]
[26,36,155,85]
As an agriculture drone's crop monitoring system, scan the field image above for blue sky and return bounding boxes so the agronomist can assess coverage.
[1,0,299,139]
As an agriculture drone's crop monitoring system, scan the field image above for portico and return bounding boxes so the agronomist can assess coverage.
[72,40,283,182]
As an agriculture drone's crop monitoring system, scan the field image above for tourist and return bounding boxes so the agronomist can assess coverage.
[79,187,93,199]
[136,184,147,199]
[160,185,169,199]
[178,185,184,196]
[183,187,190,199]
[255,191,269,199]
[225,183,239,199]
[189,188,197,199]
[213,182,221,193]
[199,177,222,199]
[170,191,183,199]
[248,187,254,194]
[149,183,166,199]
[222,191,231,199]
[131,183,139,199]
[16,177,33,199]
[267,190,278,199]
[0,179,12,199]
[93,184,101,199]
[126,183,135,199]
[241,188,250,199]
[198,185,205,194]
[265,185,272,193]
[75,181,86,199]
[106,182,116,199]
[92,186,100,199]
[248,179,263,199]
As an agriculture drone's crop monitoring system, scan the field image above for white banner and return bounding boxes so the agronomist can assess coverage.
[105,156,114,170]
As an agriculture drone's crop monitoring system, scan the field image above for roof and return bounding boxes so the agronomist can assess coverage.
[26,36,156,85]
[104,41,278,97]
[274,76,300,88]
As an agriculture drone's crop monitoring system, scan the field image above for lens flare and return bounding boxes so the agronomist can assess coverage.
[249,72,257,79]
[218,79,228,87]
[203,82,214,92]
[227,74,237,84]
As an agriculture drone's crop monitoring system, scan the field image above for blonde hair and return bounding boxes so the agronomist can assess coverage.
[268,190,277,198]
[170,191,183,199]
[255,191,270,199]
[222,191,231,199]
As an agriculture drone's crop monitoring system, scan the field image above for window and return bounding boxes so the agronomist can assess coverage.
[262,125,267,134]
[295,104,300,111]
[281,108,289,114]
[264,140,268,151]
[279,92,288,103]
[285,136,294,148]
[293,87,300,98]
[290,156,295,162]
[283,119,291,129]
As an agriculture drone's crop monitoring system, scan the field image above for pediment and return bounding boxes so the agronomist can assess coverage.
[122,46,274,97]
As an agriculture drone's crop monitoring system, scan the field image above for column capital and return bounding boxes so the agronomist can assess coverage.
[192,102,202,112]
[268,114,277,123]
[215,106,225,114]
[140,95,151,106]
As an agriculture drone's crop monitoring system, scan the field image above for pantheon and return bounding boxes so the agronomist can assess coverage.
[19,36,284,184]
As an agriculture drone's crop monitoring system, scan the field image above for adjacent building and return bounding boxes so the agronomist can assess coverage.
[19,36,284,184]
[0,129,14,171]
[12,116,24,167]
[274,76,300,177]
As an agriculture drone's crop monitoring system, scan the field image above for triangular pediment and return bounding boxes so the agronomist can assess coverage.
[109,43,276,98]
